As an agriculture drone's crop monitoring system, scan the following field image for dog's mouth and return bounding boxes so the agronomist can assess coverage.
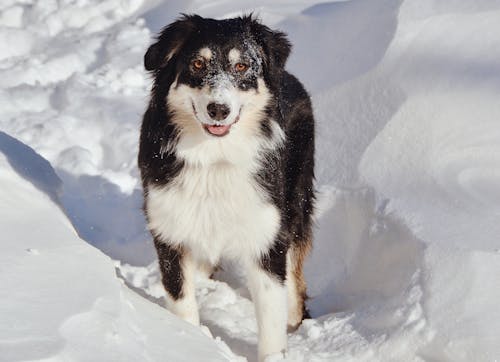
[192,101,241,137]
[202,116,240,137]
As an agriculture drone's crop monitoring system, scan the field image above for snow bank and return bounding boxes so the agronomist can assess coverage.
[0,0,155,265]
[296,1,500,360]
[0,134,237,361]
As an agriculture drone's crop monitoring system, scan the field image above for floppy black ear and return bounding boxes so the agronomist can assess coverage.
[144,42,163,71]
[144,15,199,71]
[248,18,291,70]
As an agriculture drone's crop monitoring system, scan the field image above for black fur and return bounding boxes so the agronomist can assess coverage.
[260,234,288,283]
[153,238,184,300]
[139,14,314,298]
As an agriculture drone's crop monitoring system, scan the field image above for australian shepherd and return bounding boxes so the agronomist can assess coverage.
[139,14,315,361]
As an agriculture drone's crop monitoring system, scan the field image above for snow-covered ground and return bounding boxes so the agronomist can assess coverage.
[0,133,238,361]
[1,0,500,361]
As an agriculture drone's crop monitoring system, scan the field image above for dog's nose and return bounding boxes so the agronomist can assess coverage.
[207,103,230,121]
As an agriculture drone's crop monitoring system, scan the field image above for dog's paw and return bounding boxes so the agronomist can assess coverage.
[262,350,287,362]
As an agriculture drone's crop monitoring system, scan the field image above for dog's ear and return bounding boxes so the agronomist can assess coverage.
[247,17,291,70]
[144,15,199,71]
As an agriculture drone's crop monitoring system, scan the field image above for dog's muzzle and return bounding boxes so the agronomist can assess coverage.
[203,102,239,137]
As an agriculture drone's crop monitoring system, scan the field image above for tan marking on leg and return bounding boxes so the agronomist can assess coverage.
[287,237,312,330]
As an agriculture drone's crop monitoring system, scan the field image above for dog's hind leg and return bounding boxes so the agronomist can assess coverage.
[154,239,199,326]
[287,238,312,330]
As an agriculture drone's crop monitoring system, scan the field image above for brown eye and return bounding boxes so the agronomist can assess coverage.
[235,63,248,72]
[192,59,205,70]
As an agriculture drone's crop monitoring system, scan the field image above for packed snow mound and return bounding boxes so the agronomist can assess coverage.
[0,0,155,265]
[0,135,238,362]
[1,0,500,361]
[358,1,500,251]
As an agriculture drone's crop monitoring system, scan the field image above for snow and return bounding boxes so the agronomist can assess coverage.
[0,133,237,362]
[1,0,500,361]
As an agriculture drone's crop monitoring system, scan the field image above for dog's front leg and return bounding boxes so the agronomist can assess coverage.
[154,239,199,326]
[247,252,288,361]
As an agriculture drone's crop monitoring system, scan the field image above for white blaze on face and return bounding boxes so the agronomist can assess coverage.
[196,48,242,126]
[188,47,243,127]
[182,79,240,128]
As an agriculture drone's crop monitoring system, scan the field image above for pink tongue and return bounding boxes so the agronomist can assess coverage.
[207,124,230,136]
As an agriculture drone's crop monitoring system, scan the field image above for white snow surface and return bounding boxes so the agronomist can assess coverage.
[0,135,238,362]
[1,0,500,361]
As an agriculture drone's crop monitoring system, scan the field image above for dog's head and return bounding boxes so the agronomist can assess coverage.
[145,15,291,138]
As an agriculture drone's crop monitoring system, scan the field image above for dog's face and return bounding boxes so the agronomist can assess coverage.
[169,38,265,138]
[145,15,291,139]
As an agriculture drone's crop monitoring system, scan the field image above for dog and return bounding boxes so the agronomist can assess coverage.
[138,14,315,361]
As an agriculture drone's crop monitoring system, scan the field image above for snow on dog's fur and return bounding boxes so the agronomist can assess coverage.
[139,14,315,361]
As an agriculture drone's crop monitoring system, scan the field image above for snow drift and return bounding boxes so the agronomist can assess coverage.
[0,133,237,361]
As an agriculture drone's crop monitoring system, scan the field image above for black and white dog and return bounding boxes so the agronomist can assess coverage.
[139,15,314,360]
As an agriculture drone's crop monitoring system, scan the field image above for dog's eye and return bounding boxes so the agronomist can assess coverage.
[234,63,248,72]
[192,59,205,70]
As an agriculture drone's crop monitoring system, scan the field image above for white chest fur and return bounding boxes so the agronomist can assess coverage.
[146,161,281,265]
